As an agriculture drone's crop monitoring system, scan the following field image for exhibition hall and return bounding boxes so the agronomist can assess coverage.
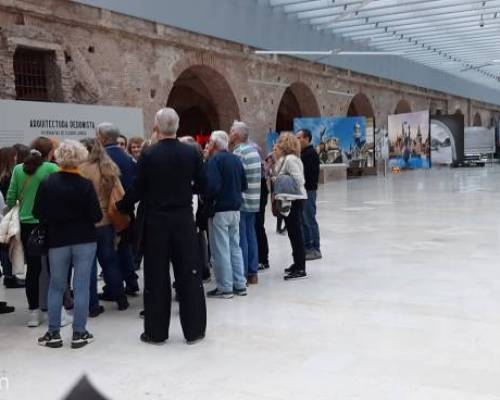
[1,0,500,399]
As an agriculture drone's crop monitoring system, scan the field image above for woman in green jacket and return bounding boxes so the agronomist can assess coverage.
[7,137,59,327]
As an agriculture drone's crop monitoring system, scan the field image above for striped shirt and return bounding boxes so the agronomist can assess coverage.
[233,143,261,213]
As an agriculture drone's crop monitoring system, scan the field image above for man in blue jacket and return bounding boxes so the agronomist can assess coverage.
[205,130,248,299]
[96,122,140,296]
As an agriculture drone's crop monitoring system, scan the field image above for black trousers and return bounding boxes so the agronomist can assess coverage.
[284,200,306,271]
[143,209,206,342]
[255,177,269,265]
[20,223,42,310]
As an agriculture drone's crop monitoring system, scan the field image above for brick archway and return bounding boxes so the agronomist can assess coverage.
[275,82,320,132]
[166,65,240,136]
[394,99,412,114]
[347,93,375,118]
[473,112,483,127]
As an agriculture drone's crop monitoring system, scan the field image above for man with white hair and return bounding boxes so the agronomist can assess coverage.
[229,121,261,285]
[205,131,247,298]
[117,108,207,345]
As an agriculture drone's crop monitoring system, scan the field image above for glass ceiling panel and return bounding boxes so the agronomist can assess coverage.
[269,0,500,87]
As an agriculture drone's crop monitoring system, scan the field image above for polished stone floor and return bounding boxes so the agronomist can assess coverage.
[2,166,500,400]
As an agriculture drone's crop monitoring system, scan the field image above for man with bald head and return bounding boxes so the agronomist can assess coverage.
[118,108,207,345]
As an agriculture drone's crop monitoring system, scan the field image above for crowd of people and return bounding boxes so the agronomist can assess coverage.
[0,107,322,348]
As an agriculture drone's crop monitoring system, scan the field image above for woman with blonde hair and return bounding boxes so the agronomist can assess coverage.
[33,140,102,348]
[272,132,308,280]
[80,142,129,313]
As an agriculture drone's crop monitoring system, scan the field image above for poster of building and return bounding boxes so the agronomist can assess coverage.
[294,117,374,168]
[430,114,464,165]
[387,111,431,169]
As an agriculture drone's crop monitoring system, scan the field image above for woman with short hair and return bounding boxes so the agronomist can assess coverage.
[6,137,59,326]
[33,140,102,349]
[272,133,308,280]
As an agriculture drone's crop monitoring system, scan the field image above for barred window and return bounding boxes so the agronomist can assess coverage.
[14,48,51,101]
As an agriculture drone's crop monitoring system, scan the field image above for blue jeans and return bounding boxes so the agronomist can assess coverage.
[208,211,246,293]
[96,225,125,300]
[303,190,320,251]
[89,259,98,312]
[48,242,97,333]
[118,240,139,291]
[239,211,259,277]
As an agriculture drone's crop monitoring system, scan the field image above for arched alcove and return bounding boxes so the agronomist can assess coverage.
[394,99,412,115]
[473,112,483,127]
[167,65,240,137]
[275,82,320,132]
[347,93,375,118]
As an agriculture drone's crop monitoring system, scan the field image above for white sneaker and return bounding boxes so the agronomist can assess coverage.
[27,309,41,328]
[60,309,72,328]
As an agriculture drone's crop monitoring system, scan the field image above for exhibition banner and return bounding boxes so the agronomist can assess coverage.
[266,131,279,154]
[0,100,144,147]
[387,111,431,169]
[294,117,374,168]
[430,114,464,165]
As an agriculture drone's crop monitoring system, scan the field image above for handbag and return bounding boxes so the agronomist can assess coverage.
[108,178,130,233]
[271,156,287,218]
[26,224,47,256]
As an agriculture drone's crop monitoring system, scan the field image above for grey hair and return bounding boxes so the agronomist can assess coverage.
[179,135,202,153]
[231,121,250,143]
[210,130,229,150]
[54,140,89,168]
[97,122,120,144]
[155,108,179,136]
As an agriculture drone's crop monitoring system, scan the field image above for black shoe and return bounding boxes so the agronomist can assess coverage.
[186,334,205,345]
[38,331,63,348]
[71,331,94,349]
[125,286,140,297]
[139,310,144,319]
[89,305,105,318]
[284,264,296,274]
[4,277,25,289]
[284,270,307,281]
[117,296,129,311]
[140,333,165,345]
[98,292,115,302]
[233,287,247,296]
[0,303,15,314]
[258,263,270,271]
[207,288,234,299]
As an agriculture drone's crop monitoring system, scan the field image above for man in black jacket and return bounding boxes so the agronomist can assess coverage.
[297,129,322,260]
[117,108,206,345]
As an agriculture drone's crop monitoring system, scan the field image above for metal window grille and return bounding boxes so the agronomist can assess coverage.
[14,48,49,101]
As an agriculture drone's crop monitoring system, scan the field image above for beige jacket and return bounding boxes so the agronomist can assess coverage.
[80,162,123,227]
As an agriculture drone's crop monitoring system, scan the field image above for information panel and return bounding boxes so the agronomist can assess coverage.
[0,100,144,147]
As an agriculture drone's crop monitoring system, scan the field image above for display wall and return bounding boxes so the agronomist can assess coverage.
[294,117,375,168]
[387,111,431,169]
[430,114,464,166]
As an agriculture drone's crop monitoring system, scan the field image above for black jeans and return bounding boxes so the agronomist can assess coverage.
[255,177,269,265]
[143,209,206,342]
[20,223,42,310]
[284,201,306,271]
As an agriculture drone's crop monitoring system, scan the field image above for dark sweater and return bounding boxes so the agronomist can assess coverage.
[206,150,247,213]
[33,172,102,248]
[301,145,320,191]
[117,138,205,213]
[105,144,137,191]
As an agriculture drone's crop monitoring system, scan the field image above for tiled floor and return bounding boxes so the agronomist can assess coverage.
[2,166,500,399]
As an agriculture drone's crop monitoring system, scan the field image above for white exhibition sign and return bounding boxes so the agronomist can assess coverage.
[0,100,144,147]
